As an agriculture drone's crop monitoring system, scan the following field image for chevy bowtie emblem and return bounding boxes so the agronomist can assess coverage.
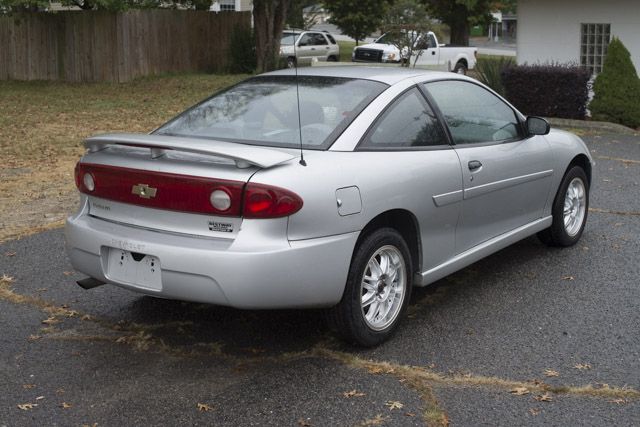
[131,183,157,199]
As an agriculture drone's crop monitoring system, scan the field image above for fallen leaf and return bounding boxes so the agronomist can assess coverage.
[81,315,93,321]
[609,398,626,405]
[17,403,38,410]
[509,387,530,396]
[574,363,592,370]
[534,393,553,402]
[63,271,73,276]
[35,396,45,401]
[42,316,60,325]
[359,414,387,426]
[22,384,36,389]
[4,251,16,257]
[197,403,213,412]
[510,387,530,396]
[385,368,395,374]
[405,412,416,417]
[367,366,384,374]
[343,390,365,398]
[544,369,560,377]
[56,388,65,394]
[65,310,80,318]
[28,335,42,341]
[385,400,404,410]
[561,276,575,281]
[297,419,312,426]
[529,408,540,416]
[60,402,72,409]
[1,274,15,282]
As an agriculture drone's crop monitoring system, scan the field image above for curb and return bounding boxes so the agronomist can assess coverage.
[546,117,638,135]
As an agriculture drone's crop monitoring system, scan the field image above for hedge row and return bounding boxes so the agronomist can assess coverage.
[501,64,591,119]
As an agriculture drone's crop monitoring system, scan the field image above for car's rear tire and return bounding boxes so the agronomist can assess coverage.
[327,55,338,62]
[327,228,412,347]
[538,166,589,247]
[453,61,467,75]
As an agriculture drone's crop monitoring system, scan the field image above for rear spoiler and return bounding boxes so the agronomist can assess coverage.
[84,133,296,169]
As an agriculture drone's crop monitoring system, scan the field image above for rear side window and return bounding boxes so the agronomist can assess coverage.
[424,80,521,144]
[360,88,447,149]
[326,33,337,44]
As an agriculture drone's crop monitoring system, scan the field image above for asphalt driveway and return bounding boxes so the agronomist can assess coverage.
[1,133,639,426]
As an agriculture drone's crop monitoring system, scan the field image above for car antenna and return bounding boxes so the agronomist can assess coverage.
[293,32,307,166]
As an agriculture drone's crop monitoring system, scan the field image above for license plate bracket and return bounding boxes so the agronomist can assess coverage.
[106,248,162,291]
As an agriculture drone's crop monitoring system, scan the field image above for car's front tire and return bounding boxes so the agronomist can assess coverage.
[327,228,412,347]
[538,166,589,247]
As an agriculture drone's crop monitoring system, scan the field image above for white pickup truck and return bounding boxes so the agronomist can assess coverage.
[352,31,477,74]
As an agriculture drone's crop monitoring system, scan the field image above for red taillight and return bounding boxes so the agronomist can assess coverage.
[74,162,244,216]
[243,183,303,219]
[74,162,303,219]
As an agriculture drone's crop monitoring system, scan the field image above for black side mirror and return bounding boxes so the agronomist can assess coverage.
[526,116,550,135]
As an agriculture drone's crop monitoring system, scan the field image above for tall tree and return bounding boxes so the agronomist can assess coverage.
[253,0,291,73]
[286,0,318,30]
[324,0,389,46]
[381,0,431,67]
[422,0,492,46]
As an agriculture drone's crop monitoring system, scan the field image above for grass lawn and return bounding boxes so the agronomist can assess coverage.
[0,73,246,241]
[337,41,356,62]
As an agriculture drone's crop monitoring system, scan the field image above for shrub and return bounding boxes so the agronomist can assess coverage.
[475,56,514,97]
[228,24,256,74]
[501,64,591,119]
[589,37,640,129]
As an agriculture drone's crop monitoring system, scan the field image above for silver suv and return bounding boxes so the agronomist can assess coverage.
[279,30,340,67]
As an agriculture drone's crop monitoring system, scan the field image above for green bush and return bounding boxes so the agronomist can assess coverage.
[228,25,256,74]
[475,56,514,97]
[502,63,591,119]
[589,37,640,129]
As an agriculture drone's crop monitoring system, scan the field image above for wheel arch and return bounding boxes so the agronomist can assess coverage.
[455,58,468,68]
[355,209,422,275]
[567,153,592,185]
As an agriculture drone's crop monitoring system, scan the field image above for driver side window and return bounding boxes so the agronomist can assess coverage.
[424,80,521,144]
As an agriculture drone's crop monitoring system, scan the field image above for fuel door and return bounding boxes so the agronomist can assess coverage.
[335,186,362,216]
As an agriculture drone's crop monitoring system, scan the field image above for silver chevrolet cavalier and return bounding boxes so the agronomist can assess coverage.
[66,67,592,346]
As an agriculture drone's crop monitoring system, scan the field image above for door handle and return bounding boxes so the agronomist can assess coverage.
[468,160,483,171]
[431,51,436,55]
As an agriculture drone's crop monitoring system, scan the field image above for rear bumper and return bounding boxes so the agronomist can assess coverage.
[65,214,358,309]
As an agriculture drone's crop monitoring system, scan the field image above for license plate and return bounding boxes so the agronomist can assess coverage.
[106,248,162,291]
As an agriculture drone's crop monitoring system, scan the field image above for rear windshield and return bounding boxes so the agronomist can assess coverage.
[155,76,388,150]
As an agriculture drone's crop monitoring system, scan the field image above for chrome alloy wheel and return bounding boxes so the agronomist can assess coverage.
[563,177,586,237]
[360,245,406,331]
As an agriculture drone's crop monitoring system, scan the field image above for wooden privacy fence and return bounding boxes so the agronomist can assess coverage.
[0,10,251,82]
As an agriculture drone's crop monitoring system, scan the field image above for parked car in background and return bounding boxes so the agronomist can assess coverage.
[280,30,340,67]
[67,67,592,347]
[352,31,477,74]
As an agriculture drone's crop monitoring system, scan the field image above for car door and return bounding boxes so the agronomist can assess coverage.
[307,32,331,59]
[414,33,441,69]
[357,87,463,272]
[423,80,554,254]
[296,33,315,60]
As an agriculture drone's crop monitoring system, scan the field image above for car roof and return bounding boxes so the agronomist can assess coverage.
[263,66,460,85]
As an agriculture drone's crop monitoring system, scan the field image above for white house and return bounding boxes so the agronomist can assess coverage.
[517,0,640,74]
[210,0,252,12]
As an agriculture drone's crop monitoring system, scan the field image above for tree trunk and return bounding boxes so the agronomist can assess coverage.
[254,0,291,73]
[448,4,470,46]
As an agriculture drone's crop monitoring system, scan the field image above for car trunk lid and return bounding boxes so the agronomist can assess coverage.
[77,133,297,238]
